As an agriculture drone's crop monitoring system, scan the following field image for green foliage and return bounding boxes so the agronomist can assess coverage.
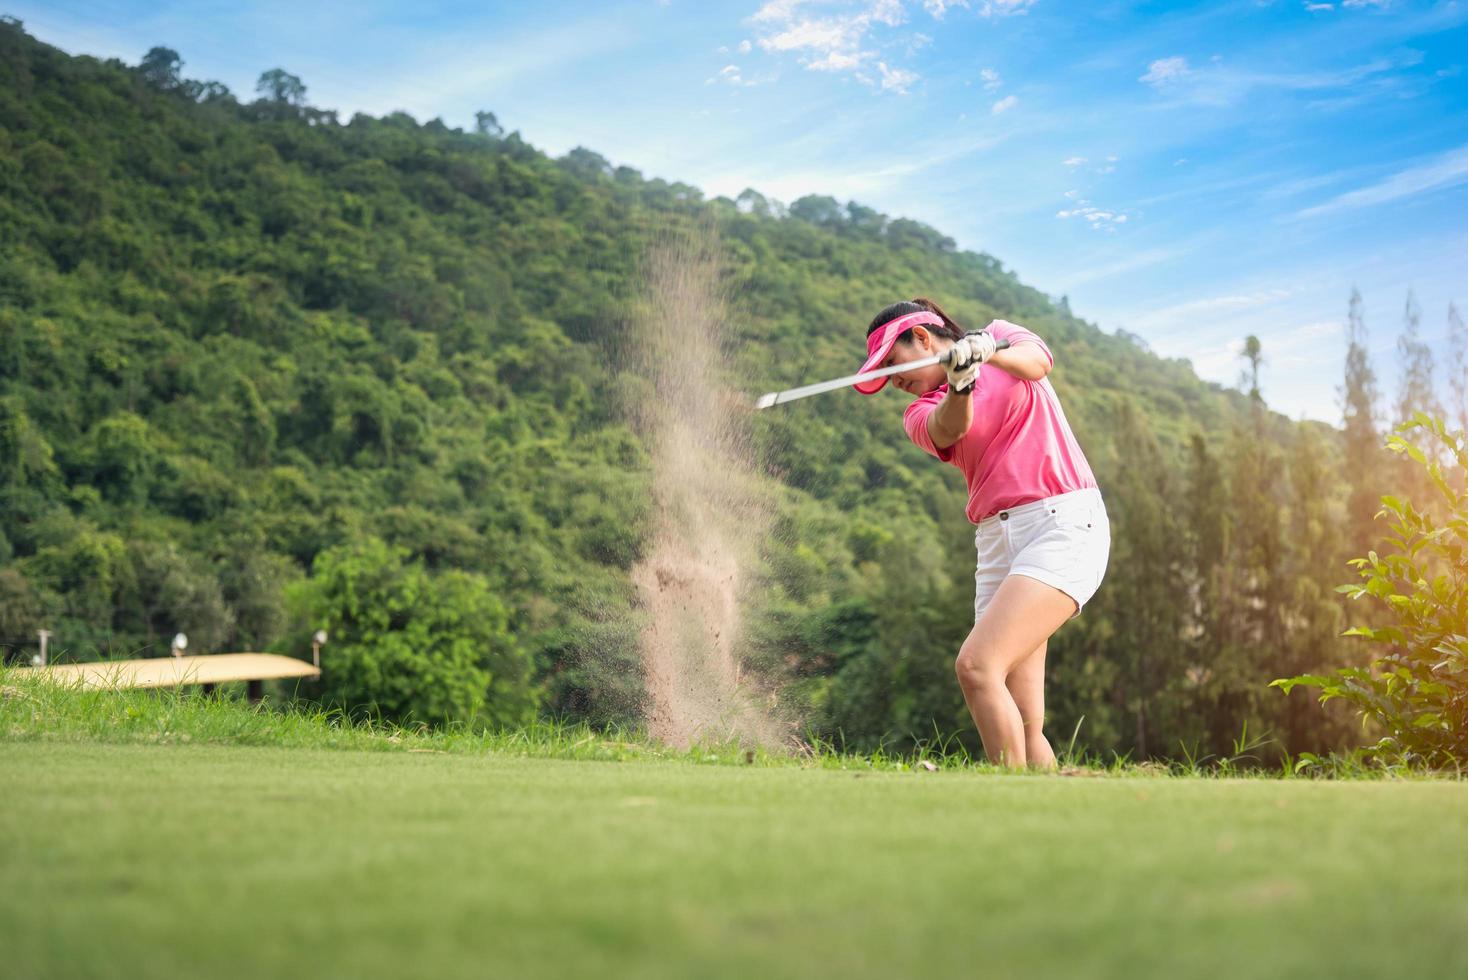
[289,537,537,728]
[1273,415,1467,768]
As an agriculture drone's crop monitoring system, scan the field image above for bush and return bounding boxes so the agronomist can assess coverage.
[1273,415,1467,768]
[291,537,538,728]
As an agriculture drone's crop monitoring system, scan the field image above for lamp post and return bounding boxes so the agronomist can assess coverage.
[311,629,328,674]
[35,629,51,667]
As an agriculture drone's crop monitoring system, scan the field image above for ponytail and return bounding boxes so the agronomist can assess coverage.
[910,297,966,340]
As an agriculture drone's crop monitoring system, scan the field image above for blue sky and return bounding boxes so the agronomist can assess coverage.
[13,0,1467,423]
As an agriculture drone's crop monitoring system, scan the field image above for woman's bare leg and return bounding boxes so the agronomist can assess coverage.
[957,574,1076,769]
[1006,642,1057,769]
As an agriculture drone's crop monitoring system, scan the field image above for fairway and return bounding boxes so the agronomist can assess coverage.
[3,743,1465,979]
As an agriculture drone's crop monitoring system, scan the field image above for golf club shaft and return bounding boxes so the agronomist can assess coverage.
[755,339,1010,409]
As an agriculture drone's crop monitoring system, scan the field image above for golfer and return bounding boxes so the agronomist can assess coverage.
[857,298,1109,769]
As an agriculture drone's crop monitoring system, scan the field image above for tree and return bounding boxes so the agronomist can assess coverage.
[474,110,503,138]
[113,541,235,655]
[181,79,232,103]
[256,68,306,106]
[1341,288,1383,555]
[1447,302,1466,437]
[1200,335,1285,755]
[138,46,182,89]
[1395,290,1444,514]
[789,195,843,226]
[0,567,40,645]
[290,538,537,728]
[559,147,612,181]
[1107,398,1185,757]
[736,188,771,217]
[1395,289,1442,426]
[1238,334,1264,403]
[1271,426,1350,755]
[1183,432,1228,722]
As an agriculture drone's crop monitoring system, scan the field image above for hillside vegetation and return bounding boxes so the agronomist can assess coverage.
[0,22,1366,760]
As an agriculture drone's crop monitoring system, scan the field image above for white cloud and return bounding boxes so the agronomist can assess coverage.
[980,67,1002,90]
[1138,49,1424,109]
[1296,144,1468,217]
[1056,205,1128,228]
[760,18,865,60]
[877,61,918,92]
[1342,0,1392,7]
[739,39,753,53]
[709,64,758,86]
[1056,192,1132,230]
[1063,156,1086,167]
[1140,56,1191,87]
[924,0,968,17]
[869,0,908,26]
[979,0,1038,15]
[752,0,914,83]
[991,94,1018,114]
[1304,3,1334,11]
[752,0,805,22]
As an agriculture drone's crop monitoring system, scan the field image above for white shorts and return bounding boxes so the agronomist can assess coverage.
[974,487,1111,622]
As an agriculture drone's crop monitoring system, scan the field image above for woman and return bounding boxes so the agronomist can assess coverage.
[857,298,1109,769]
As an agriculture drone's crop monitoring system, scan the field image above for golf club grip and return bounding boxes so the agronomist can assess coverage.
[941,337,1012,363]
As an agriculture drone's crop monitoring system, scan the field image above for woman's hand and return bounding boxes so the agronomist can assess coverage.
[944,341,977,391]
[964,331,998,364]
[943,332,998,392]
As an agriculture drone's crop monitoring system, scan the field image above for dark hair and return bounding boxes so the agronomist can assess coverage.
[865,297,965,344]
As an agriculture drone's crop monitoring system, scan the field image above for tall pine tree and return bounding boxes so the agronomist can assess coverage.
[1106,398,1184,758]
[1273,426,1352,755]
[1341,288,1381,556]
[1394,289,1444,513]
[1447,302,1466,438]
[1396,289,1443,425]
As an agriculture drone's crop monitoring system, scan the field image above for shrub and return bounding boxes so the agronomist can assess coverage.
[291,537,538,728]
[1273,415,1466,768]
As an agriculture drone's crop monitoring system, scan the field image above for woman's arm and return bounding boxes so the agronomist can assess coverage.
[927,333,1050,448]
[989,340,1051,381]
[926,388,973,450]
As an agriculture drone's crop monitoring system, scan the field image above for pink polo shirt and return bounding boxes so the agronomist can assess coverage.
[903,320,1097,524]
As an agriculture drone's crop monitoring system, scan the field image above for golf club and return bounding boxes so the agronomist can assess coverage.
[755,338,1011,409]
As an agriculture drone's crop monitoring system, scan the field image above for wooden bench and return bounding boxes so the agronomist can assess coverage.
[35,653,320,701]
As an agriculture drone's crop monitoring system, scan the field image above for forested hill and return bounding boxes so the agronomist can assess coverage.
[0,22,1354,760]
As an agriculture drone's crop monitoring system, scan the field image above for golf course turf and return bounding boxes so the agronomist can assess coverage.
[4,738,1466,979]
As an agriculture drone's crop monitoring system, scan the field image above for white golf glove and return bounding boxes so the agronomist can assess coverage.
[965,330,998,364]
[943,331,997,392]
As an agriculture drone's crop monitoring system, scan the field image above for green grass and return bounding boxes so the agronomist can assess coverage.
[5,739,1468,979]
[3,670,1443,778]
[3,677,1468,978]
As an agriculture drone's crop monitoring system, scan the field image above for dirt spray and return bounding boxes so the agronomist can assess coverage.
[626,228,789,749]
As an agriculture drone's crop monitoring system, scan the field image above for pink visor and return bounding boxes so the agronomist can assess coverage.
[854,311,945,394]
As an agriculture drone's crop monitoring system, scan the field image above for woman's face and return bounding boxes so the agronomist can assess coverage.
[881,326,950,396]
